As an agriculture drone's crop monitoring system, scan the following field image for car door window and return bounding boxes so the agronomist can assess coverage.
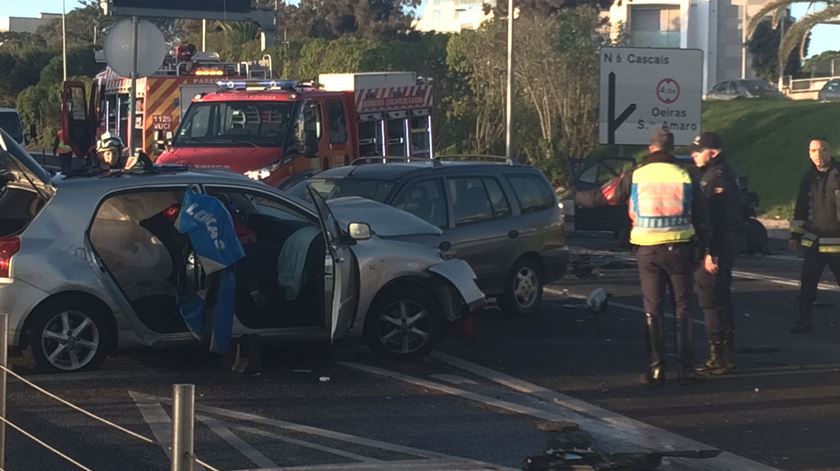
[505,174,555,214]
[89,188,188,333]
[206,187,325,328]
[392,179,447,228]
[483,177,511,217]
[326,100,347,145]
[448,177,494,225]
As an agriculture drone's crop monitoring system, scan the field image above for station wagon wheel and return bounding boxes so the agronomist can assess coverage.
[499,258,543,316]
[26,298,112,373]
[365,285,445,361]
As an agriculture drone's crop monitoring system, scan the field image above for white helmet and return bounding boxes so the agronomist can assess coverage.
[96,132,124,153]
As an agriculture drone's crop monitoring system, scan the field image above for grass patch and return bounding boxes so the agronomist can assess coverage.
[588,100,840,219]
[697,100,840,219]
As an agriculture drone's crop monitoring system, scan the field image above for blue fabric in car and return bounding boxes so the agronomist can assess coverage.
[277,225,321,301]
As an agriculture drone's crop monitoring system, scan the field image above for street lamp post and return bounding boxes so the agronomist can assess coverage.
[62,0,67,81]
[505,0,513,160]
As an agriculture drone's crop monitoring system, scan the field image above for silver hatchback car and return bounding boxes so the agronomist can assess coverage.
[0,129,484,372]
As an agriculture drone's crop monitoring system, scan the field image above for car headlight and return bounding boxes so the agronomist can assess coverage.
[244,161,282,181]
[245,169,272,180]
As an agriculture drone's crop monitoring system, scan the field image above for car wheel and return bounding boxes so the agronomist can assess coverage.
[365,285,445,361]
[26,298,112,373]
[499,257,543,316]
[744,218,768,254]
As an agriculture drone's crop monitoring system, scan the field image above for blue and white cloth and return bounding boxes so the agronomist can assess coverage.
[175,188,245,353]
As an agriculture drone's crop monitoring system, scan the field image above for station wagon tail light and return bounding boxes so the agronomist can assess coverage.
[0,237,20,278]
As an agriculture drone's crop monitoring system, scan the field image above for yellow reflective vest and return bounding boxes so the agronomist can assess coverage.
[629,162,696,246]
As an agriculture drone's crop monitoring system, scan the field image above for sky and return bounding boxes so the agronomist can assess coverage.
[7,0,839,58]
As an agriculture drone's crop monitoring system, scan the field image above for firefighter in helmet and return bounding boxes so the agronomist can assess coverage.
[95,133,125,170]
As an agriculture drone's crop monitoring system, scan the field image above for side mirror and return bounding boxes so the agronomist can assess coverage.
[304,130,318,158]
[348,222,371,241]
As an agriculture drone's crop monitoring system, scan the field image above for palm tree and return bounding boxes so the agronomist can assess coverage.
[746,0,840,69]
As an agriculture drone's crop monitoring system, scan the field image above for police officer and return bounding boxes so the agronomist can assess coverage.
[688,132,739,375]
[576,128,709,386]
[789,137,840,333]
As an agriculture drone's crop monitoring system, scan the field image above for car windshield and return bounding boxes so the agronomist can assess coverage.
[824,80,840,92]
[173,101,294,147]
[288,177,396,203]
[0,112,23,144]
[743,80,778,95]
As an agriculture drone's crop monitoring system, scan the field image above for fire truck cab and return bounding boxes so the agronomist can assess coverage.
[154,72,434,187]
[60,45,272,160]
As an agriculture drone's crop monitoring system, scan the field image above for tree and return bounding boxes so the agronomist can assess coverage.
[802,50,840,76]
[280,0,419,39]
[747,17,808,81]
[746,0,839,70]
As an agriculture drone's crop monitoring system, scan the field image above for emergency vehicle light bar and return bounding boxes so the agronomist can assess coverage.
[216,80,304,91]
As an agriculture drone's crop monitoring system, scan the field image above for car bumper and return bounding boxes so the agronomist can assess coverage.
[0,278,50,347]
[543,246,570,284]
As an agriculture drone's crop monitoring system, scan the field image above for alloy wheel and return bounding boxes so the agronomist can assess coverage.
[376,300,431,355]
[40,310,101,372]
[513,267,539,309]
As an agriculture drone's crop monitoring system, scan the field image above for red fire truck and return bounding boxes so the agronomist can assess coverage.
[154,72,434,187]
[60,45,272,160]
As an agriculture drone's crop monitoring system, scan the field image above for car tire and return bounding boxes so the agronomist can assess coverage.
[365,284,445,361]
[25,297,113,373]
[499,257,543,316]
[744,218,768,254]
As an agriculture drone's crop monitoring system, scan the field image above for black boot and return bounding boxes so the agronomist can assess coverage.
[676,318,701,385]
[695,340,725,375]
[722,333,737,372]
[643,313,665,386]
[790,303,813,333]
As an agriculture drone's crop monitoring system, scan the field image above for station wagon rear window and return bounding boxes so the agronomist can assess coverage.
[304,177,395,203]
[505,174,554,213]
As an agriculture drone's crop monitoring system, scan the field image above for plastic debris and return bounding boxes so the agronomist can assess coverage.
[586,288,610,313]
[319,376,331,382]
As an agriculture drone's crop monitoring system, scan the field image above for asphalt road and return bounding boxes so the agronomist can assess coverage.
[4,232,840,471]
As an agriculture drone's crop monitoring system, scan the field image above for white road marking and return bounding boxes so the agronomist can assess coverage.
[429,374,478,385]
[129,392,174,459]
[570,248,839,292]
[133,392,516,470]
[545,287,706,326]
[233,425,379,463]
[198,416,277,468]
[340,362,584,423]
[227,458,517,471]
[343,360,779,471]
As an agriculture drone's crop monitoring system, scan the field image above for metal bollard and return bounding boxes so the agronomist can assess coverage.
[0,314,6,470]
[171,384,195,471]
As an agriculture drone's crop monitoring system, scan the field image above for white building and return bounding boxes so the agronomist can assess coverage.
[0,13,61,34]
[414,0,493,33]
[607,0,772,93]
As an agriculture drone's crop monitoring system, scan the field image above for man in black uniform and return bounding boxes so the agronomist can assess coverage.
[576,129,709,386]
[688,132,740,375]
[789,137,840,333]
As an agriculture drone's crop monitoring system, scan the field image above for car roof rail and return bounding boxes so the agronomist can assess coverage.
[349,156,434,166]
[433,154,515,165]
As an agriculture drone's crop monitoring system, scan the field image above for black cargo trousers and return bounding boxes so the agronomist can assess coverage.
[695,242,737,342]
[636,242,697,373]
[798,244,840,323]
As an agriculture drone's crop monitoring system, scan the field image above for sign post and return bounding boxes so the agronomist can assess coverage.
[598,47,703,147]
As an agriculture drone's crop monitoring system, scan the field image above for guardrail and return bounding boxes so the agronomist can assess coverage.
[0,314,214,471]
[780,74,840,100]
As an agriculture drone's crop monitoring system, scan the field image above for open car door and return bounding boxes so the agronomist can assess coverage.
[567,157,635,234]
[307,186,359,341]
[60,81,97,159]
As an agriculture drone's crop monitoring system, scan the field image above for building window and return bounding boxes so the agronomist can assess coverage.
[629,5,681,48]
